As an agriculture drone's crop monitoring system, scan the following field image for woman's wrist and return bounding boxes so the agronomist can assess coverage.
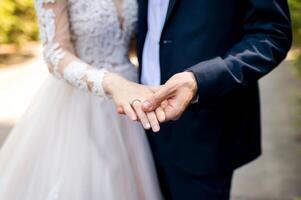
[102,72,124,96]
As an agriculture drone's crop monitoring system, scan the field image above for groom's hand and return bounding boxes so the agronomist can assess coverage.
[142,72,198,121]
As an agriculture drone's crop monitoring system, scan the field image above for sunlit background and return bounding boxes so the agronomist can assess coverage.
[0,0,301,199]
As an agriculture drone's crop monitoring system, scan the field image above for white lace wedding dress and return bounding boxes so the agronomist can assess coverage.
[0,0,162,199]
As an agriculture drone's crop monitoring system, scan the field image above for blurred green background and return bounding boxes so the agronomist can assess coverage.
[290,0,301,74]
[0,0,300,45]
[290,0,301,44]
[0,0,38,46]
[1,0,300,73]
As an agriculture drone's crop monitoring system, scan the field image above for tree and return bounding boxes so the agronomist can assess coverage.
[289,0,301,44]
[0,0,38,45]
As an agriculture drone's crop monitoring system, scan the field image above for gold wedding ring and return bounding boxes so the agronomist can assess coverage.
[131,99,141,105]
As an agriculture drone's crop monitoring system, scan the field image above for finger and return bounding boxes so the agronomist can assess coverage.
[160,100,169,109]
[146,112,160,132]
[123,104,138,121]
[155,107,166,123]
[163,106,176,122]
[117,106,125,114]
[142,85,173,112]
[163,102,184,122]
[168,96,190,121]
[132,101,151,130]
[148,86,163,93]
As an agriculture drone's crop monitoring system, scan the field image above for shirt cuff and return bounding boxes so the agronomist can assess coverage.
[185,70,199,104]
[191,95,199,104]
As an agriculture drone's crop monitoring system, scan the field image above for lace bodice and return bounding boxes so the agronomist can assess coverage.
[35,0,138,98]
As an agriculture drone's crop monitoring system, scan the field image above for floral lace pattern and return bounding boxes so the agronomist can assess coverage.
[35,1,56,44]
[68,0,137,69]
[43,43,66,78]
[35,0,137,98]
[63,61,107,96]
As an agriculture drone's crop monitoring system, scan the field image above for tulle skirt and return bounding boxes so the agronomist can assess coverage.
[0,75,162,200]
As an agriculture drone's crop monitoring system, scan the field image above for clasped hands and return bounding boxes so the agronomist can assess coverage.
[103,72,198,132]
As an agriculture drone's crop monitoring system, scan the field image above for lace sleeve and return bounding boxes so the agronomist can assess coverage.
[35,0,108,98]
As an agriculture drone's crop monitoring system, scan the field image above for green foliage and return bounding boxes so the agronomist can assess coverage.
[0,0,38,45]
[289,0,301,44]
[288,0,301,77]
[0,0,299,47]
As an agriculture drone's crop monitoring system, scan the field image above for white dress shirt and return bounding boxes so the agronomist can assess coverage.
[141,0,170,86]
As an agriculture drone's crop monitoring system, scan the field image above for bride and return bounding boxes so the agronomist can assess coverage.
[0,0,164,199]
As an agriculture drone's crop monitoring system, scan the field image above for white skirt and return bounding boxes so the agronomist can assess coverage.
[0,75,162,200]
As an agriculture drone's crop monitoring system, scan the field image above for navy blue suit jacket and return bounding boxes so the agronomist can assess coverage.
[137,0,292,175]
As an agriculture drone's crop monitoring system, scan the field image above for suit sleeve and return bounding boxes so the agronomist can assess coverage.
[188,0,292,107]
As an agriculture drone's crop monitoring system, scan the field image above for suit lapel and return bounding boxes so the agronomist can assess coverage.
[139,0,148,16]
[138,0,178,61]
[164,0,178,29]
[137,0,148,78]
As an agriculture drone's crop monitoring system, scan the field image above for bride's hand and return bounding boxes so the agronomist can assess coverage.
[102,73,165,132]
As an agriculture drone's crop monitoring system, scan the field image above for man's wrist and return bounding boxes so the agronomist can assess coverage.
[184,72,198,101]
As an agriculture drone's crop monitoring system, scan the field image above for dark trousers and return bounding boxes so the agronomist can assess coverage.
[156,162,233,200]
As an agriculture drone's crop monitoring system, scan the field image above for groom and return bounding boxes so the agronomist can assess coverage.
[137,0,292,199]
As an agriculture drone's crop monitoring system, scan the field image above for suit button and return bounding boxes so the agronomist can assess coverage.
[162,40,173,44]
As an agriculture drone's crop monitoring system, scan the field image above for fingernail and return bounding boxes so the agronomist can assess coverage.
[159,115,165,122]
[153,125,160,132]
[143,101,151,109]
[145,123,151,129]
